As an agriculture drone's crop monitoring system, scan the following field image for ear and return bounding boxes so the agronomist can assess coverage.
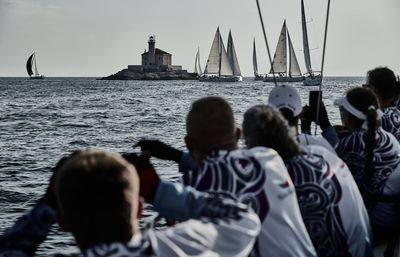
[137,196,144,219]
[235,128,241,142]
[56,211,70,232]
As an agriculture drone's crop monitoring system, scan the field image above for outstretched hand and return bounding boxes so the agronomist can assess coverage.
[134,139,183,163]
[122,152,160,204]
[303,103,331,130]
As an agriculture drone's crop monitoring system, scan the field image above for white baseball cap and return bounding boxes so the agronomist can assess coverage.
[268,85,302,116]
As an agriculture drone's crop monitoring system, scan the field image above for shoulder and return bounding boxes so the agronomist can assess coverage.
[245,147,288,173]
[381,107,400,125]
[304,145,339,161]
[383,106,400,115]
[298,134,336,153]
[336,130,366,153]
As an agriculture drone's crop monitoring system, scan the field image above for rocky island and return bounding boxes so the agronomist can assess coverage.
[101,36,197,80]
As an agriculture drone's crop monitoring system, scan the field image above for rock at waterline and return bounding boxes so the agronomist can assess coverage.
[100,69,198,80]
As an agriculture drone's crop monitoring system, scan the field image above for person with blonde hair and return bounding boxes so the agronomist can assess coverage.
[0,150,260,257]
[242,104,372,257]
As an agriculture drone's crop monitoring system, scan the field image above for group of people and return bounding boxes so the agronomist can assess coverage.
[0,67,399,257]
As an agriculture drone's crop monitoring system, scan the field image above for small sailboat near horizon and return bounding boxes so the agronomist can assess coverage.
[264,20,304,83]
[194,47,202,77]
[26,52,44,79]
[199,27,242,82]
[301,0,322,86]
[253,38,264,80]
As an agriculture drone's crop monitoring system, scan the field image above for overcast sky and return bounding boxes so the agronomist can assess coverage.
[0,0,399,77]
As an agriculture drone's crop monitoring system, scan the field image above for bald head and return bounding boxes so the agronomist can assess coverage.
[56,150,139,249]
[186,97,239,160]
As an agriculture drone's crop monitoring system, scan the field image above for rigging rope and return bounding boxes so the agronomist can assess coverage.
[314,0,331,135]
[255,0,277,87]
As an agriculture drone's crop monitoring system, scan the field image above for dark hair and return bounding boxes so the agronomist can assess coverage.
[367,67,400,103]
[186,96,236,151]
[242,105,301,159]
[278,108,298,127]
[56,150,135,249]
[346,87,379,183]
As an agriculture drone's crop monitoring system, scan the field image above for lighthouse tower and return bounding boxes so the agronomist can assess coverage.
[148,35,156,66]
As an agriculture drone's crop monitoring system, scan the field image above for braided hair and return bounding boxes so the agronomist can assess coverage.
[346,87,379,183]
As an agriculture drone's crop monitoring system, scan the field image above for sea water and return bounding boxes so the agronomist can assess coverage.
[0,77,364,254]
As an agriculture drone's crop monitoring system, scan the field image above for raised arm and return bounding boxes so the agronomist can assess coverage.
[123,152,260,257]
[0,201,56,257]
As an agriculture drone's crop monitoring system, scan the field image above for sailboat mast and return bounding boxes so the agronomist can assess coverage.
[314,0,331,135]
[255,0,277,86]
[218,30,222,77]
[194,51,198,74]
[253,38,258,77]
[301,0,312,74]
[288,28,291,77]
[197,47,202,75]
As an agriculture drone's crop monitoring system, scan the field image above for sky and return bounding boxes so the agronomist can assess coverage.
[0,0,399,77]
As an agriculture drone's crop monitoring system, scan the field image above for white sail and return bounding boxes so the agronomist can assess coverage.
[253,38,258,76]
[218,33,233,76]
[204,28,221,74]
[227,30,241,76]
[301,0,312,73]
[194,51,199,74]
[33,53,40,76]
[287,30,302,76]
[270,21,287,74]
[197,48,202,76]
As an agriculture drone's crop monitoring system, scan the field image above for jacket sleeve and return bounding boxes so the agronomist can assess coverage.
[0,201,56,257]
[150,179,260,257]
[148,205,260,257]
[178,152,198,174]
[321,126,339,148]
[153,179,243,221]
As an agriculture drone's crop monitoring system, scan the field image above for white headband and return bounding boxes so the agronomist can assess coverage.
[334,97,383,129]
[334,98,366,120]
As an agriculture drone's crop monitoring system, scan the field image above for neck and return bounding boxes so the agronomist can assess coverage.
[195,141,238,164]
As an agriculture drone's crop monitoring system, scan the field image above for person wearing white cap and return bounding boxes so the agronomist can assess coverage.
[334,87,400,255]
[242,104,373,257]
[267,85,338,153]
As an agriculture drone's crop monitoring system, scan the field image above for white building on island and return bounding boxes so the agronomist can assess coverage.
[128,36,183,72]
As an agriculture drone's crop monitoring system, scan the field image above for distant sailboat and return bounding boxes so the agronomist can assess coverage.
[194,47,203,77]
[253,38,264,80]
[26,52,44,79]
[199,27,242,82]
[227,30,242,80]
[264,20,304,83]
[301,0,322,86]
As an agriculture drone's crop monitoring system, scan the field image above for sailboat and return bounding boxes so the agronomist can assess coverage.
[227,30,242,81]
[253,38,264,80]
[194,48,203,77]
[301,0,322,86]
[26,52,44,79]
[264,20,304,83]
[199,27,242,82]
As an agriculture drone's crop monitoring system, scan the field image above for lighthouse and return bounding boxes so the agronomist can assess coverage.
[148,35,156,66]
